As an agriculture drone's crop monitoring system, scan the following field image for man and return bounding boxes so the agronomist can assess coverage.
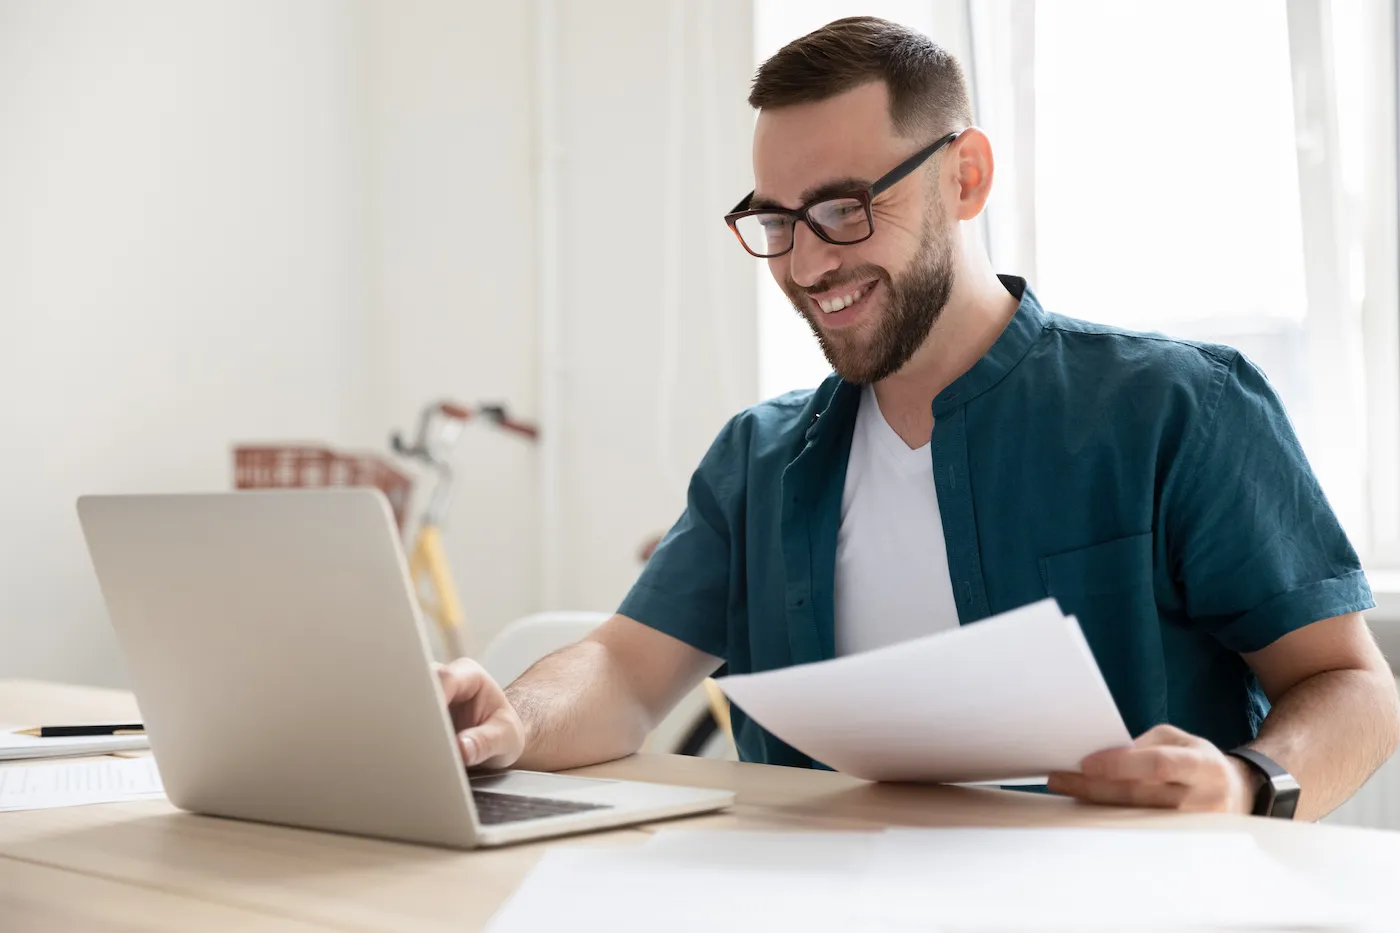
[440,17,1399,818]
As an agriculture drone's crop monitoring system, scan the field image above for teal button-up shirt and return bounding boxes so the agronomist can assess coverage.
[620,277,1374,769]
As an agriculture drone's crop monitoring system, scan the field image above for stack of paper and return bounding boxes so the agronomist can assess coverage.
[487,828,1361,932]
[0,757,165,812]
[716,599,1131,783]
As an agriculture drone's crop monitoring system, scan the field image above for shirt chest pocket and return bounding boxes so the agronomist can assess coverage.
[1039,532,1154,599]
[1039,532,1166,731]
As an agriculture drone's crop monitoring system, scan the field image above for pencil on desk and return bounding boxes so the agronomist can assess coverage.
[16,724,145,738]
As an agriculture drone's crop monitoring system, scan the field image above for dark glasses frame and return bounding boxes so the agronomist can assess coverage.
[723,131,963,258]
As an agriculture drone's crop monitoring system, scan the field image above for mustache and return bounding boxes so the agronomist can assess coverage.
[786,265,890,298]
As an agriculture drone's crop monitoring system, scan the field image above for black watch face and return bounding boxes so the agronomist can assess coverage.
[1270,785,1300,819]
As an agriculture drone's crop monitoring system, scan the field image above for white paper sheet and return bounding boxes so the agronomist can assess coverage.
[0,726,150,761]
[860,828,1358,931]
[489,828,1357,933]
[0,756,165,811]
[716,599,1132,783]
[487,831,880,933]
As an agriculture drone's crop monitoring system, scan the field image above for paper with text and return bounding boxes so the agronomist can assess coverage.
[0,756,164,811]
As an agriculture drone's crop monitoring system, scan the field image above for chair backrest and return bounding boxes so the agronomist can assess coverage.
[479,611,610,686]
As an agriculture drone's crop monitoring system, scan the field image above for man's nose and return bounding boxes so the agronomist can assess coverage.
[788,222,842,289]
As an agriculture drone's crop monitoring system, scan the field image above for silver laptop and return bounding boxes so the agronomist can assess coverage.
[76,489,733,849]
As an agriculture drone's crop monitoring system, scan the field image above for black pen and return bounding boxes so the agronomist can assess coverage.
[16,724,145,738]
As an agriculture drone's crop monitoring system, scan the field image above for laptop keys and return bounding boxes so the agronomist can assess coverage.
[471,789,612,825]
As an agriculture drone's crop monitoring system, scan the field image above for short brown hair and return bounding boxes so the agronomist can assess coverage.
[749,16,973,138]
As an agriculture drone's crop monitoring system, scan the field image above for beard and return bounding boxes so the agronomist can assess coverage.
[782,215,955,385]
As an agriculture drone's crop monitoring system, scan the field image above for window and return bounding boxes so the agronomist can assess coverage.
[1002,0,1400,560]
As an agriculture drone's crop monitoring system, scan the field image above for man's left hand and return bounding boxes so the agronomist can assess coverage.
[1046,724,1258,813]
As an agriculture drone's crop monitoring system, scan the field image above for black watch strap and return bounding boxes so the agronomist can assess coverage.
[1228,747,1300,819]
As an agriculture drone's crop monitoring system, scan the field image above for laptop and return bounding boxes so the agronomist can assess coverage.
[76,489,733,849]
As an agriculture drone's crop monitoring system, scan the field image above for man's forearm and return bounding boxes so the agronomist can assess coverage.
[504,640,654,772]
[1249,667,1400,820]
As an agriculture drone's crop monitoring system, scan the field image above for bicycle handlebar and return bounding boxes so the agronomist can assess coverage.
[478,405,540,440]
[430,401,538,439]
[392,401,539,466]
[391,399,538,534]
[437,401,472,420]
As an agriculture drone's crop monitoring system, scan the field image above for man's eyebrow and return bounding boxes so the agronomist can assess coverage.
[747,194,786,211]
[748,176,871,212]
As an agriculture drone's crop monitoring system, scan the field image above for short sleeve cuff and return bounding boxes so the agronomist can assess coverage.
[1211,570,1376,653]
[617,582,727,661]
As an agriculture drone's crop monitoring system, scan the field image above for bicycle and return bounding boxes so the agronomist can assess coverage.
[391,401,539,659]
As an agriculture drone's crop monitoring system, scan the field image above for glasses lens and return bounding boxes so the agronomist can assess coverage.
[807,197,870,243]
[734,213,793,257]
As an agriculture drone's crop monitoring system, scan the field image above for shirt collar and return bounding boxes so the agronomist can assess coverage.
[805,274,1047,438]
[804,372,858,442]
[932,275,1045,416]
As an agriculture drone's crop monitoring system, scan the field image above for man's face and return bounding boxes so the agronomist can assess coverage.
[752,81,955,385]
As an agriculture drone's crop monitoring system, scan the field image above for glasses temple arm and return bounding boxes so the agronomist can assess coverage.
[870,131,962,196]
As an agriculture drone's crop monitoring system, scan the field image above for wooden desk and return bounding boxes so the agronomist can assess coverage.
[2,680,1398,932]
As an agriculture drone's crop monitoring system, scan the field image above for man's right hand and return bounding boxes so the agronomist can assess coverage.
[431,616,720,773]
[434,658,526,769]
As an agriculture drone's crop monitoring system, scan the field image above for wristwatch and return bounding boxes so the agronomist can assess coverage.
[1227,747,1301,818]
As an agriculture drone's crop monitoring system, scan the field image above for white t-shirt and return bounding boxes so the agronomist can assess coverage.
[833,385,961,656]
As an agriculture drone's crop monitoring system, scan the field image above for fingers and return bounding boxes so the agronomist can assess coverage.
[458,712,523,769]
[1079,746,1208,784]
[434,660,524,769]
[1047,771,1192,809]
[435,658,490,707]
[1131,724,1198,748]
[1077,724,1210,782]
[1051,725,1240,812]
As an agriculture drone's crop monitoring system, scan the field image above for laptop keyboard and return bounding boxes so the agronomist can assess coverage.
[471,789,613,825]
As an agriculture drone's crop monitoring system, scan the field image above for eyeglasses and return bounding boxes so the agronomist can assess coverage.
[724,131,962,259]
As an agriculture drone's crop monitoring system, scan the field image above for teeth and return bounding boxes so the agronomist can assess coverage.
[818,283,870,314]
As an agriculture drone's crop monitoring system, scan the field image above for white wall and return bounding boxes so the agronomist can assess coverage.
[0,1,372,685]
[542,0,758,613]
[359,0,761,636]
[0,0,760,683]
[360,0,540,654]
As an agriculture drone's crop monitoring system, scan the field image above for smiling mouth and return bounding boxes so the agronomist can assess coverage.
[810,280,877,315]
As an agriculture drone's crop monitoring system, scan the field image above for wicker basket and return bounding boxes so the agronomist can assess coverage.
[233,445,413,531]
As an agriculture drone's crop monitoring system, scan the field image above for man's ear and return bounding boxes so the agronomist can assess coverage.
[947,127,994,221]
